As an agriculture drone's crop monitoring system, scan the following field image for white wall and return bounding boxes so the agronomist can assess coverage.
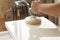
[55,0,60,3]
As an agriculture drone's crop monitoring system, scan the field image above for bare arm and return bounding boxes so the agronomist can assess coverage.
[31,1,60,17]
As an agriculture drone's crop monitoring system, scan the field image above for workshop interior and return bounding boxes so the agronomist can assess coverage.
[0,0,60,40]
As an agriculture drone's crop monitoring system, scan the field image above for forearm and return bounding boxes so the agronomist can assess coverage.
[31,2,60,17]
[39,3,60,17]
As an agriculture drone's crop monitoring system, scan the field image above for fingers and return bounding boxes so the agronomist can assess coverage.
[31,1,39,13]
[31,0,43,14]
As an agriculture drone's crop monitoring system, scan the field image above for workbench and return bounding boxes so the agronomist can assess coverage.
[5,17,60,40]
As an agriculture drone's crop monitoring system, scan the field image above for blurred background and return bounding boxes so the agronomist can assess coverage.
[0,0,60,31]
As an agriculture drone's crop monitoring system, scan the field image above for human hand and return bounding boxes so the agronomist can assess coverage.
[31,1,40,14]
[31,0,60,17]
[31,1,53,14]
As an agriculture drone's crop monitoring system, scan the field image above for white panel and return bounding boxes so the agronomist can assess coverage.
[40,37,60,40]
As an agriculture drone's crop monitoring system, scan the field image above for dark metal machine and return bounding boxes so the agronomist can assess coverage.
[5,1,29,21]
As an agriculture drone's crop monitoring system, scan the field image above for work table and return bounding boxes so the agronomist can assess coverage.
[5,17,60,40]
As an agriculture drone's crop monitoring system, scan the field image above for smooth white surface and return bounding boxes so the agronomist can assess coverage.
[0,31,13,40]
[5,17,60,40]
[40,37,60,40]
